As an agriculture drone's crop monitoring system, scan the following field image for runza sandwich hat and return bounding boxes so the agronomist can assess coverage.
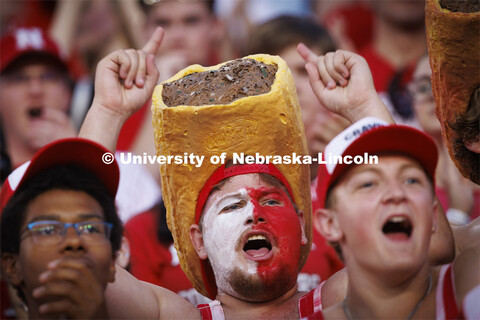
[154,54,312,298]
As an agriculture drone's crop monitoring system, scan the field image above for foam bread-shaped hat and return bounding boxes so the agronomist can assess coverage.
[425,0,479,183]
[152,54,312,298]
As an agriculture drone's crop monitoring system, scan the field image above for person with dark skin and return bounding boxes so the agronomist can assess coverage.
[78,25,314,319]
[68,20,468,318]
[0,138,123,319]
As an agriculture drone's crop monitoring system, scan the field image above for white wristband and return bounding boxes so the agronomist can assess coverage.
[446,208,471,226]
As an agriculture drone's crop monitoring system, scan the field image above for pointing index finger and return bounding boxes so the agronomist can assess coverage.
[142,27,164,55]
[297,42,318,64]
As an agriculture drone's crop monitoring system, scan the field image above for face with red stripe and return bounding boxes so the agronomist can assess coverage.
[201,173,307,301]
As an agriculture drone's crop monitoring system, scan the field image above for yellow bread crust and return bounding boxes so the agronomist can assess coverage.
[425,0,480,180]
[152,54,312,298]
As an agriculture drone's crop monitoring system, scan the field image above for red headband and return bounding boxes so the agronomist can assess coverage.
[195,163,294,224]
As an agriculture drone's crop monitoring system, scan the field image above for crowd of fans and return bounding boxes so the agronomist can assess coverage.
[0,0,478,319]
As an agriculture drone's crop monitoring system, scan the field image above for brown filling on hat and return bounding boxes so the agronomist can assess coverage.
[162,58,278,107]
[440,0,479,12]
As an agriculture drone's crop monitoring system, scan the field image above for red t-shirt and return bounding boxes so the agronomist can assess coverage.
[117,102,150,151]
[359,45,416,93]
[124,209,194,293]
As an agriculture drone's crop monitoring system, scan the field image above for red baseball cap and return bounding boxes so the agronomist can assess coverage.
[0,138,119,212]
[316,117,438,208]
[0,27,68,73]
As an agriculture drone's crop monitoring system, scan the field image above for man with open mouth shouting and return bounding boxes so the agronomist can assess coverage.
[190,163,309,318]
[297,47,479,320]
[309,117,480,319]
[76,26,316,319]
[76,22,464,319]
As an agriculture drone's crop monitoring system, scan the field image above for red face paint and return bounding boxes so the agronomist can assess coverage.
[246,187,303,290]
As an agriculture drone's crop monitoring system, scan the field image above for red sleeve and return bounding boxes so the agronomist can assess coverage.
[117,102,150,151]
[443,265,460,319]
[359,45,416,93]
[124,210,168,285]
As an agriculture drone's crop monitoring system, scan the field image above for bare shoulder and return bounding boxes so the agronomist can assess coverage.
[154,284,201,319]
[321,268,347,309]
[322,302,346,319]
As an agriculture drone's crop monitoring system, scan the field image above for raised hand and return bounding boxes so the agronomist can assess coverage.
[91,27,163,119]
[79,27,164,151]
[297,44,393,124]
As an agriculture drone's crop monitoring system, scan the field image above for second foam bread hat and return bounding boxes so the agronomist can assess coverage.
[425,0,479,183]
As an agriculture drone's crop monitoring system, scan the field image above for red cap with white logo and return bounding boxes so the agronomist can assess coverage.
[0,138,119,213]
[316,117,438,208]
[0,27,68,73]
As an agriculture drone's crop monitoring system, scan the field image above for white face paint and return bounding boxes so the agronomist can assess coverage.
[200,174,304,300]
[201,187,258,295]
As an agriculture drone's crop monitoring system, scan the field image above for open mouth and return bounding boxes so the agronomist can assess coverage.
[28,107,43,119]
[243,234,273,260]
[382,216,412,240]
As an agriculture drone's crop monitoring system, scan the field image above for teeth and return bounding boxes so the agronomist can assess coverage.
[247,235,267,242]
[390,216,406,223]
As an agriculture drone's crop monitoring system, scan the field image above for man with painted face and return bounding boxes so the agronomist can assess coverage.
[75,27,399,319]
[189,163,308,318]
[75,38,309,319]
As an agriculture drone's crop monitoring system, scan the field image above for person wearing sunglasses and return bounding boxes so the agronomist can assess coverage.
[0,138,123,319]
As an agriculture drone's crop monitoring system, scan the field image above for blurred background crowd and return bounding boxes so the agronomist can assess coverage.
[1,0,478,318]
